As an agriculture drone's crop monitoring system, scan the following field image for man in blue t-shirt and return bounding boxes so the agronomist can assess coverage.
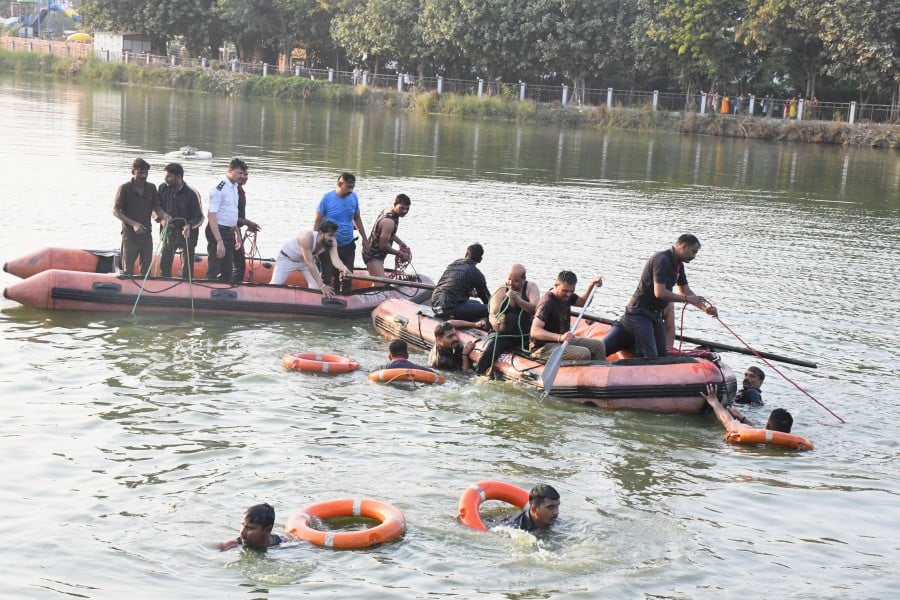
[313,172,369,293]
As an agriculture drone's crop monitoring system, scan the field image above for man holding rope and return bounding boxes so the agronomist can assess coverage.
[603,234,717,358]
[158,163,203,279]
[475,263,540,374]
[205,158,247,282]
[363,193,412,277]
[113,158,170,276]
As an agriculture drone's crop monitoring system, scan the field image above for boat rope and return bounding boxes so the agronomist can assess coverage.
[131,221,170,315]
[241,229,262,282]
[714,316,844,423]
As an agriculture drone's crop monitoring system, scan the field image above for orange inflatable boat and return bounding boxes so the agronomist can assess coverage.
[4,269,433,318]
[372,298,737,413]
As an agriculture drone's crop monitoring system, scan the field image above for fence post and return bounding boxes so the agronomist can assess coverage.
[362,71,368,86]
[328,68,334,82]
[263,63,268,76]
[562,85,568,106]
[170,54,175,66]
[797,98,804,121]
[849,101,857,124]
[606,87,613,107]
[397,74,403,92]
[201,57,207,68]
[146,53,151,66]
[437,76,443,95]
[519,81,526,101]
[105,49,110,62]
[652,90,659,110]
[749,95,755,115]
[700,93,707,115]
[477,78,484,99]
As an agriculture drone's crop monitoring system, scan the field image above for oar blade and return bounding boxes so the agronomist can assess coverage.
[540,344,566,394]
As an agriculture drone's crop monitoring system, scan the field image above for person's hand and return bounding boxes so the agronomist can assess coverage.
[559,331,575,344]
[590,275,603,288]
[215,239,225,258]
[475,319,489,331]
[705,303,718,317]
[700,382,717,401]
[321,283,335,299]
[234,236,243,251]
[182,224,190,238]
[462,340,475,354]
[246,220,260,233]
[132,223,146,234]
[338,265,351,276]
[398,245,412,260]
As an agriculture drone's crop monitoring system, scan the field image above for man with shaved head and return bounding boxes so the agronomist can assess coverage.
[475,263,541,374]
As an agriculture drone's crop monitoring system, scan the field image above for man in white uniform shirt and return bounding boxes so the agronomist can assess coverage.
[205,158,247,281]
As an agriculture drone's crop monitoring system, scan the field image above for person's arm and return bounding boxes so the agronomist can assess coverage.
[313,212,323,230]
[514,281,541,315]
[531,315,573,345]
[327,239,351,275]
[673,283,718,316]
[353,210,369,253]
[150,188,170,226]
[573,275,602,307]
[187,186,204,233]
[113,185,145,233]
[219,537,241,551]
[702,384,752,433]
[488,287,507,331]
[237,216,260,232]
[207,212,225,258]
[448,318,488,331]
[299,231,334,297]
[461,340,475,371]
[377,218,398,254]
[474,272,491,304]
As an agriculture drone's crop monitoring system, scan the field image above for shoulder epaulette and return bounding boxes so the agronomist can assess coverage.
[216,180,226,190]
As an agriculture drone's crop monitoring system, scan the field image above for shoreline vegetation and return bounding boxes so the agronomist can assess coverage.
[3,49,897,150]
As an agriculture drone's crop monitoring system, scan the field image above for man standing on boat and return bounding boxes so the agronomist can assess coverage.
[314,172,369,293]
[530,270,606,362]
[232,167,261,282]
[431,243,492,321]
[475,263,541,374]
[113,158,170,277]
[158,163,203,279]
[603,234,717,358]
[363,193,412,277]
[205,158,247,281]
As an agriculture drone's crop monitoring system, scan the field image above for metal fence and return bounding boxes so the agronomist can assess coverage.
[4,35,898,125]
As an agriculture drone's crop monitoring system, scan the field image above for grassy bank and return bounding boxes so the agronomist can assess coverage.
[2,49,897,149]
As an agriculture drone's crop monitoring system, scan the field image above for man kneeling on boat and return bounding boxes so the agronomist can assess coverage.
[530,271,606,363]
[269,220,349,299]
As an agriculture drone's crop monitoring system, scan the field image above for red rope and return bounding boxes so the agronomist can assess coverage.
[714,316,844,424]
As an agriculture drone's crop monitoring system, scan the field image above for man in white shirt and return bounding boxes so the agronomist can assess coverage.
[205,158,247,281]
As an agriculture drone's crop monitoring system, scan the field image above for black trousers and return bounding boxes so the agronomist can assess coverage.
[320,240,356,293]
[160,230,198,279]
[205,225,236,282]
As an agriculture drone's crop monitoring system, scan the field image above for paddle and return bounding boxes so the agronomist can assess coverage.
[343,272,435,291]
[540,285,599,394]
[575,311,818,369]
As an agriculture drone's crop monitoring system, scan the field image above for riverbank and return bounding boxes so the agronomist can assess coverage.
[3,48,897,149]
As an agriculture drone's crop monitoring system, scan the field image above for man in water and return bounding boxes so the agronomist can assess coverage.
[363,193,412,277]
[375,339,433,371]
[314,172,369,293]
[475,263,541,374]
[603,234,718,358]
[157,162,203,279]
[530,270,606,363]
[429,321,475,372]
[734,366,765,406]
[431,243,491,321]
[506,484,560,532]
[113,157,169,276]
[219,503,289,551]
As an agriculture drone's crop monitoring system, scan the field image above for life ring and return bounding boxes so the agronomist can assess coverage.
[368,368,445,385]
[285,498,406,549]
[282,352,360,374]
[726,428,814,451]
[457,480,529,531]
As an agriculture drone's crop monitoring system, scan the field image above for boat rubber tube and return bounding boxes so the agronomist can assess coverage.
[282,352,360,374]
[457,481,529,531]
[285,498,406,548]
[726,428,814,451]
[367,368,445,385]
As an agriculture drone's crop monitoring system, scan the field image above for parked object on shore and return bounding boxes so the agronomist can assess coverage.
[372,298,737,413]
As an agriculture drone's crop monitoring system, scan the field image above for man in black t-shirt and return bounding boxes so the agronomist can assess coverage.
[506,484,560,532]
[530,270,606,363]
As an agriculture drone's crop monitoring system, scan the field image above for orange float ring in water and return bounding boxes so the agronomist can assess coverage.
[368,368,445,385]
[285,498,406,549]
[282,352,360,374]
[457,480,530,531]
[726,428,814,451]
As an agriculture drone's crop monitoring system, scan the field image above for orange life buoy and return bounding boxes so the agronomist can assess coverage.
[726,428,813,451]
[285,498,406,549]
[282,352,360,374]
[457,480,530,531]
[368,368,445,385]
